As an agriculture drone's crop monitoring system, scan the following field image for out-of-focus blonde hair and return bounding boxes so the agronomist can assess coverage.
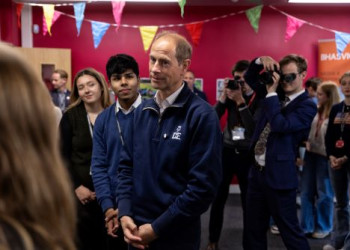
[318,81,340,118]
[0,43,76,250]
[68,67,111,110]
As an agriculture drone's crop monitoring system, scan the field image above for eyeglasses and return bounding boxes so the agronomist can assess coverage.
[280,73,298,83]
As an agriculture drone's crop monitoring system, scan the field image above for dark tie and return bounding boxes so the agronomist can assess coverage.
[281,96,290,108]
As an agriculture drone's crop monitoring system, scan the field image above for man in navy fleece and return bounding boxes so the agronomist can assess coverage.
[91,54,142,250]
[117,31,222,250]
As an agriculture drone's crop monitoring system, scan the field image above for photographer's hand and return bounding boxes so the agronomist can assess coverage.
[266,72,280,94]
[226,86,245,105]
[219,78,229,103]
[260,56,280,72]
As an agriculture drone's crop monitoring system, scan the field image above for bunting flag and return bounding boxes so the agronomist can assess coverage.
[185,22,204,46]
[23,3,350,51]
[285,15,305,42]
[73,2,86,36]
[178,0,186,18]
[245,5,263,33]
[91,21,110,49]
[139,26,158,52]
[43,11,61,36]
[16,3,24,28]
[42,4,55,36]
[111,0,125,32]
[335,31,350,55]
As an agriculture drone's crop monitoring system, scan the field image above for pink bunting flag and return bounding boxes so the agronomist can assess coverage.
[111,0,125,32]
[285,15,305,42]
[185,22,204,47]
[43,11,61,36]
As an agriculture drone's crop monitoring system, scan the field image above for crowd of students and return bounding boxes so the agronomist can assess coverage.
[1,31,350,250]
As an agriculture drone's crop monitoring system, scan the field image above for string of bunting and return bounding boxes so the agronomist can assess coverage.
[16,2,350,54]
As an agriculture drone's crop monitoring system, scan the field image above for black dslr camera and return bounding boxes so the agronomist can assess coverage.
[259,65,281,85]
[226,76,245,90]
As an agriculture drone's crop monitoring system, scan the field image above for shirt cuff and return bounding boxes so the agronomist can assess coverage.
[238,105,248,111]
[255,57,262,65]
[266,92,277,98]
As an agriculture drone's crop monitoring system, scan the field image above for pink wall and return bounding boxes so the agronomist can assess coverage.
[0,0,21,46]
[32,4,350,104]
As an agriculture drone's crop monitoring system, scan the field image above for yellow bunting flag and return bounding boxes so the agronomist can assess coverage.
[139,26,158,52]
[42,4,55,36]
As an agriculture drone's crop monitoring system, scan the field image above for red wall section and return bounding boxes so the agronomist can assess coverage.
[0,0,21,46]
[32,4,350,104]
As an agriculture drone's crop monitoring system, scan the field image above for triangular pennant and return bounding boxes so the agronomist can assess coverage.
[111,0,125,32]
[178,0,186,18]
[91,21,110,49]
[16,3,24,28]
[335,31,350,55]
[139,26,158,52]
[42,4,55,36]
[245,5,263,33]
[285,15,305,42]
[43,10,61,36]
[185,22,204,47]
[73,2,86,36]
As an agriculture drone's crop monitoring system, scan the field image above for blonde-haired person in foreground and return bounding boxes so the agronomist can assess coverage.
[0,43,76,249]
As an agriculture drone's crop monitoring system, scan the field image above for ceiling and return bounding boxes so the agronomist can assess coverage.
[12,0,350,6]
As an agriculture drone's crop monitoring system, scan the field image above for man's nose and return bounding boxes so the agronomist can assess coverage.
[121,76,128,85]
[150,61,160,73]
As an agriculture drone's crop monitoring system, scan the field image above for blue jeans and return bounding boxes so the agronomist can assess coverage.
[329,162,350,249]
[300,151,334,234]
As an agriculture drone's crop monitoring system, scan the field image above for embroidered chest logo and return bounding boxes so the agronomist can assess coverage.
[172,126,182,140]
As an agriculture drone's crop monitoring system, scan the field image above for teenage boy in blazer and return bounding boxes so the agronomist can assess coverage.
[243,55,317,250]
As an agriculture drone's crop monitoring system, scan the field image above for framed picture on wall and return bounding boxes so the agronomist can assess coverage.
[216,78,225,101]
[194,78,203,91]
[139,78,156,99]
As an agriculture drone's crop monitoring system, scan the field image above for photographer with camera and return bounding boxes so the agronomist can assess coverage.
[243,55,317,250]
[207,60,261,250]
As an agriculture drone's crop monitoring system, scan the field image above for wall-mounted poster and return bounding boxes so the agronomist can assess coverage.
[139,78,156,99]
[194,78,203,91]
[318,39,350,84]
[216,78,225,101]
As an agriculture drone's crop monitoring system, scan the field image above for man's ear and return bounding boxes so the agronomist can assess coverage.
[301,71,307,80]
[183,59,191,71]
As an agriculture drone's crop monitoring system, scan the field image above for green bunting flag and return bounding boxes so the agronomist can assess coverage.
[245,5,263,33]
[178,0,186,18]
